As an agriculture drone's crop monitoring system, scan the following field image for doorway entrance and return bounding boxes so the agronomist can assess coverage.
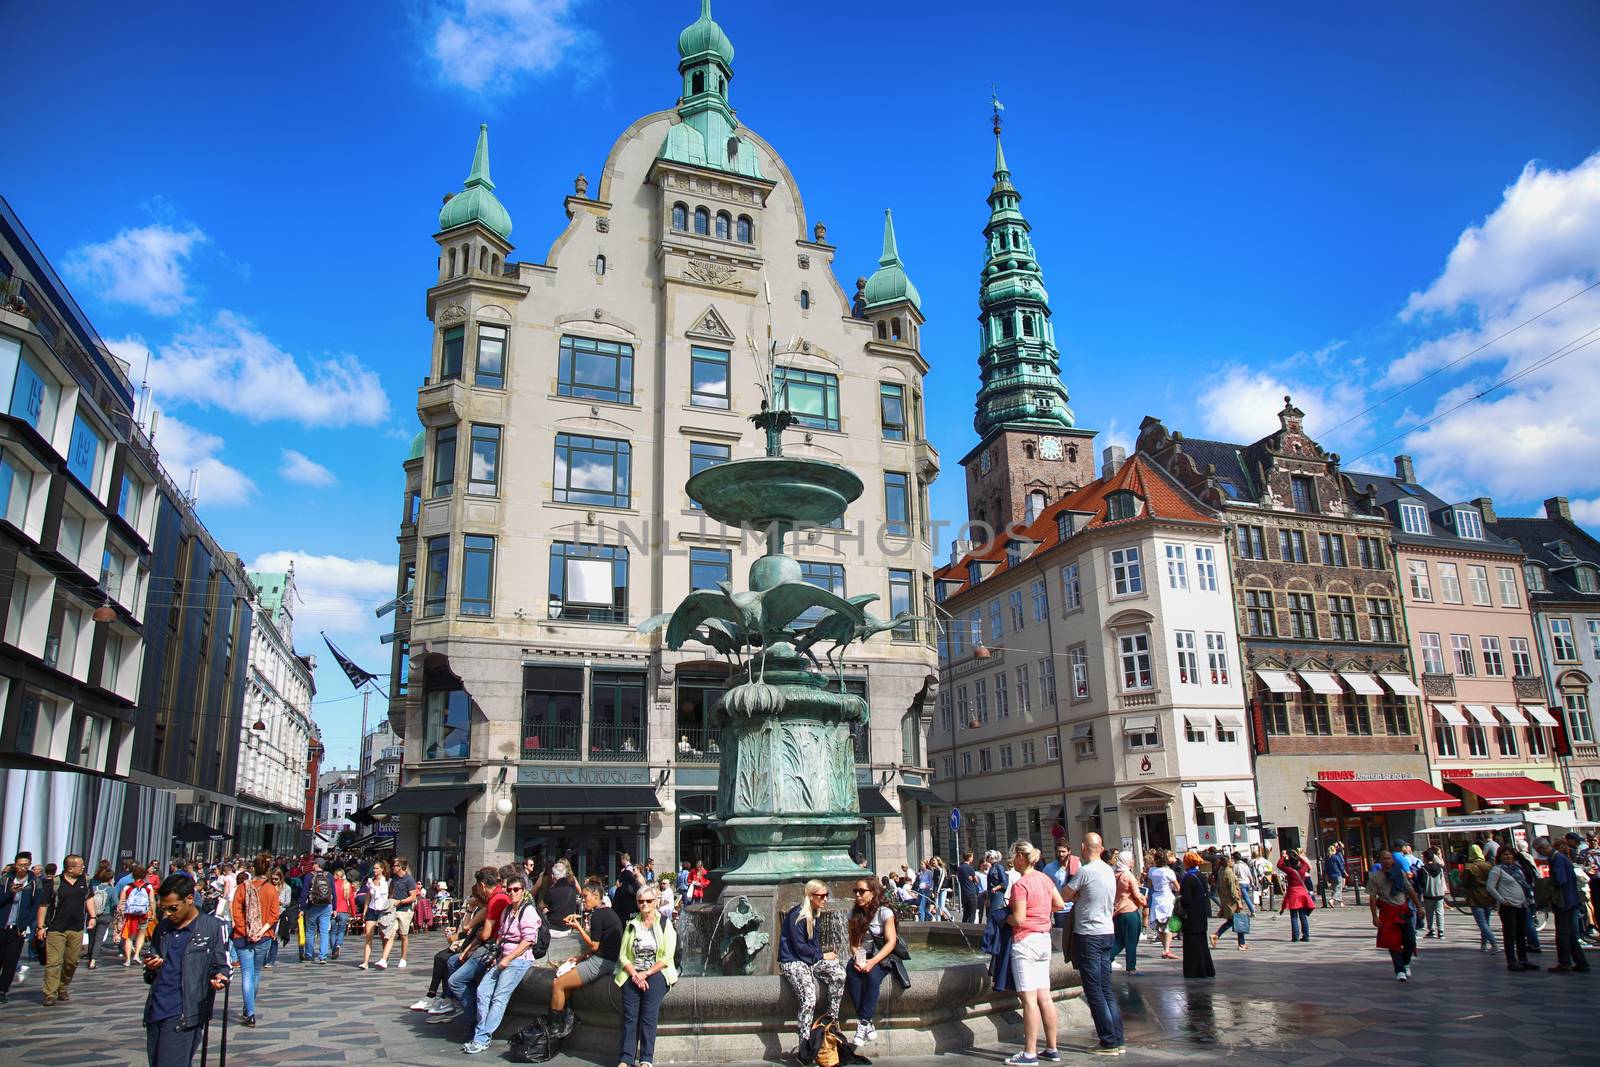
[1136,810,1172,857]
[519,813,645,884]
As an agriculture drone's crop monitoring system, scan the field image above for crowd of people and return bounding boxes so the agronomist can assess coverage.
[3,830,1597,1067]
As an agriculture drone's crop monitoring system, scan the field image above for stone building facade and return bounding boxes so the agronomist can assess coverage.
[385,4,939,885]
[1138,399,1437,869]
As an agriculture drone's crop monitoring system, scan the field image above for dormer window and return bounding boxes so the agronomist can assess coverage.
[1006,543,1022,567]
[1106,491,1139,522]
[1577,566,1597,593]
[1525,563,1547,592]
[1453,508,1483,540]
[1056,512,1075,542]
[1557,541,1576,560]
[1025,490,1047,523]
[1399,502,1429,535]
[967,562,982,586]
[1290,476,1317,514]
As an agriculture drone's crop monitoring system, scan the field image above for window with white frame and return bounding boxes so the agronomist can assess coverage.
[1045,734,1060,761]
[1400,502,1429,535]
[1031,577,1048,621]
[1060,563,1082,610]
[1368,597,1397,642]
[1467,565,1491,606]
[969,610,982,650]
[1438,563,1463,604]
[1465,724,1489,758]
[1174,630,1199,684]
[1550,618,1578,661]
[1566,692,1595,744]
[1009,589,1025,630]
[939,691,953,733]
[1039,658,1056,706]
[1184,717,1207,743]
[1069,646,1089,700]
[1015,663,1031,713]
[1319,532,1347,567]
[1126,721,1160,749]
[1166,544,1188,590]
[956,684,970,723]
[1450,634,1475,676]
[973,678,989,723]
[989,599,1003,642]
[1119,631,1153,690]
[1497,567,1520,607]
[1481,636,1504,676]
[1435,722,1458,758]
[942,756,955,779]
[1074,726,1095,759]
[1000,743,1015,769]
[1194,546,1218,591]
[1205,632,1230,684]
[1589,619,1600,658]
[1408,560,1432,601]
[1454,508,1484,540]
[1526,725,1548,757]
[1524,564,1547,592]
[994,671,1010,718]
[1496,724,1519,756]
[1021,739,1037,765]
[1420,632,1445,674]
[1509,637,1534,676]
[962,752,973,775]
[1109,547,1142,597]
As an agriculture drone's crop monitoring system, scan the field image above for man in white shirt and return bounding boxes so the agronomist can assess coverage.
[1061,832,1124,1056]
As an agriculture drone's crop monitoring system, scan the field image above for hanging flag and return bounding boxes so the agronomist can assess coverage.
[322,632,378,690]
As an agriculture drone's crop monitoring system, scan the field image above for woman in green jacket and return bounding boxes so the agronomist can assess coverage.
[614,884,678,1067]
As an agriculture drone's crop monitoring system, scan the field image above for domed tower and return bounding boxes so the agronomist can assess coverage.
[435,123,514,285]
[861,209,922,348]
[960,107,1095,531]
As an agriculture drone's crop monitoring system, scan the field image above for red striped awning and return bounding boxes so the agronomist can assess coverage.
[1449,776,1569,806]
[1317,778,1461,813]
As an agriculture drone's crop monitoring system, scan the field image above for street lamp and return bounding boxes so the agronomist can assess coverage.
[1302,782,1328,907]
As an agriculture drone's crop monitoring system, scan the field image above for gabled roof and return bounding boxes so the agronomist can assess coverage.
[1346,471,1520,555]
[934,453,1218,597]
[1489,515,1600,602]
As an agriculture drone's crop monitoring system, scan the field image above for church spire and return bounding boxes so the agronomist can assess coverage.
[438,123,512,240]
[973,106,1073,438]
[863,209,921,311]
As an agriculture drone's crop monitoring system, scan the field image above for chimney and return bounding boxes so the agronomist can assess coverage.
[1545,496,1572,522]
[1102,445,1126,478]
[1472,496,1497,524]
[1394,454,1415,482]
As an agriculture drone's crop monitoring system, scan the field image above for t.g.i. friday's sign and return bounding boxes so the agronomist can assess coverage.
[518,765,654,785]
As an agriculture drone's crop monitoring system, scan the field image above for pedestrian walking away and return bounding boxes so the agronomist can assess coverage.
[300,858,335,964]
[143,872,231,1067]
[229,853,281,1026]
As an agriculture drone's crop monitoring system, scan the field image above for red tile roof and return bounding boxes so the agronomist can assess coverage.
[933,453,1218,597]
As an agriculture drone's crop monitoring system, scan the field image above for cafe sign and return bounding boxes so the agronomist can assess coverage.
[518,765,654,785]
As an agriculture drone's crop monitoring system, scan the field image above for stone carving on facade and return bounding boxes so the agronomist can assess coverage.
[438,304,468,325]
[688,305,735,341]
[574,173,588,196]
[715,896,770,975]
[797,254,809,269]
[595,216,610,233]
[684,258,744,289]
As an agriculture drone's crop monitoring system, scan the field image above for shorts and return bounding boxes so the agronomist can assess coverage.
[1010,930,1052,992]
[575,952,615,984]
[123,915,149,941]
[395,909,414,935]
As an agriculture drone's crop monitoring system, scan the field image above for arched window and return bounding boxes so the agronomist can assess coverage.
[479,247,488,272]
[715,212,731,240]
[876,321,887,340]
[1001,317,1015,340]
[1026,490,1047,523]
[692,71,705,95]
[891,317,902,341]
[717,77,725,94]
[491,254,500,274]
[799,289,810,310]
[447,248,457,277]
[736,215,753,243]
[1022,316,1035,337]
[693,207,710,235]
[595,255,606,276]
[671,203,688,231]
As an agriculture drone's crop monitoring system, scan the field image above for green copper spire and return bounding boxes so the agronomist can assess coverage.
[973,113,1074,437]
[863,209,921,311]
[439,124,513,240]
[658,1,763,179]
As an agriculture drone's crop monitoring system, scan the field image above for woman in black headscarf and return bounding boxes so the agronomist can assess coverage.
[1179,851,1215,978]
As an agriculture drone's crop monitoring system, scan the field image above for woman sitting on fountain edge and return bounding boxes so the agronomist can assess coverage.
[845,878,899,1047]
[779,880,847,1056]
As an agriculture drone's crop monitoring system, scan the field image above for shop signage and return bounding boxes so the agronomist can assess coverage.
[1316,770,1415,781]
[1439,768,1521,779]
[1139,756,1153,775]
[1103,805,1119,813]
[518,765,653,786]
[1433,812,1524,828]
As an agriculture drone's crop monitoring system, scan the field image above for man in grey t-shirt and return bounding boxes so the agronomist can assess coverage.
[1060,832,1123,1053]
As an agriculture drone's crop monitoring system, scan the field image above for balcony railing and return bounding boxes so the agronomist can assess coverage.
[675,725,722,763]
[1421,672,1456,698]
[1512,674,1545,699]
[522,723,581,761]
[589,723,647,762]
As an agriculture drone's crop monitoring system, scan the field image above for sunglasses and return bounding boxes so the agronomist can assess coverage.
[637,896,658,904]
[809,891,829,899]
[158,903,185,914]
[852,887,871,895]
[506,886,525,893]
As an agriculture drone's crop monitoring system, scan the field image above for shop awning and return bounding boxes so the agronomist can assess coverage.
[1254,669,1301,694]
[1526,705,1558,727]
[1340,672,1385,696]
[1317,778,1460,813]
[372,783,483,816]
[1182,713,1212,731]
[1449,776,1569,806]
[1225,790,1258,816]
[1415,816,1524,835]
[1070,723,1094,740]
[348,805,378,826]
[1298,670,1344,695]
[858,787,898,818]
[1494,704,1528,725]
[1077,797,1102,818]
[1463,704,1497,725]
[1191,789,1224,810]
[1524,808,1600,830]
[1432,703,1467,726]
[1214,710,1246,729]
[1122,715,1158,732]
[172,821,233,843]
[345,829,398,852]
[897,784,943,804]
[1379,673,1423,697]
[515,785,662,813]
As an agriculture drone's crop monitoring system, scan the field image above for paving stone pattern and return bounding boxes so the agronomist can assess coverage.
[2,905,1590,1065]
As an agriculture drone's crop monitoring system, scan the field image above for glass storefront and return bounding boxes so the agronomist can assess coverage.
[419,813,464,893]
[519,813,646,884]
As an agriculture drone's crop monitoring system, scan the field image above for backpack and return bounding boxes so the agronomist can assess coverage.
[125,884,151,915]
[1534,875,1559,911]
[308,872,333,906]
[507,1019,560,1063]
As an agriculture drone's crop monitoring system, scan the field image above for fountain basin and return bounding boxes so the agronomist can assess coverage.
[504,924,1085,1063]
[687,456,862,529]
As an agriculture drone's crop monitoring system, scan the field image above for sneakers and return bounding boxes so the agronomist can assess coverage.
[1039,1051,1062,1062]
[429,1006,463,1024]
[1396,972,1408,982]
[429,999,459,1015]
[242,1014,257,1027]
[410,997,436,1011]
[852,1023,869,1046]
[1088,1048,1128,1058]
[461,1041,489,1055]
[1003,1055,1040,1066]
[1110,960,1125,971]
[375,959,388,970]
[398,958,408,969]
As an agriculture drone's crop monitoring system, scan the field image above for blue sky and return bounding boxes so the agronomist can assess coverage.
[6,1,1598,766]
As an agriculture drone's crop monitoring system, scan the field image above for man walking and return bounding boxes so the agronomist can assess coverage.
[35,853,96,1005]
[143,872,230,1067]
[1367,851,1423,982]
[300,858,335,965]
[391,857,419,968]
[1538,836,1590,973]
[229,853,280,1027]
[0,851,39,1002]
[1060,832,1123,1056]
[1325,844,1347,906]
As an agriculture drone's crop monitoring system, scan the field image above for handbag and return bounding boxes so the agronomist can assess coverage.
[1167,916,1182,934]
[1231,910,1252,935]
[1060,917,1077,967]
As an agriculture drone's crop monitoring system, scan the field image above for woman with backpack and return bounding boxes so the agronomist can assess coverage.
[119,863,154,966]
[87,861,115,969]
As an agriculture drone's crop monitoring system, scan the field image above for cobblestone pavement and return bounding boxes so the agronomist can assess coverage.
[2,904,1591,1065]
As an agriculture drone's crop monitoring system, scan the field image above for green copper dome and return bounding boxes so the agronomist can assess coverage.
[439,124,512,240]
[407,430,425,462]
[678,0,734,66]
[863,209,921,311]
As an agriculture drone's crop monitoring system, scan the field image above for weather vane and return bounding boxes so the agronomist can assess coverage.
[991,85,1004,136]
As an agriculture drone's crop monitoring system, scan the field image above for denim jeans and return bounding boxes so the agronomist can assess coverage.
[146,1014,205,1067]
[1423,898,1444,935]
[447,950,492,1028]
[473,955,533,1044]
[1525,909,1543,951]
[233,937,272,1015]
[917,891,931,922]
[1074,932,1123,1049]
[330,912,349,954]
[1288,909,1311,941]
[844,959,889,1023]
[618,971,668,1065]
[302,904,333,961]
[1471,906,1497,948]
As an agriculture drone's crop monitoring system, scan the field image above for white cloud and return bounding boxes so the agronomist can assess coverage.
[248,550,396,605]
[1194,364,1370,443]
[427,0,588,94]
[64,223,207,315]
[149,413,256,506]
[139,311,389,428]
[1567,498,1600,528]
[280,449,338,488]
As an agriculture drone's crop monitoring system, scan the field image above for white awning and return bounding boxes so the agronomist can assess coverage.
[1214,710,1246,729]
[1225,790,1258,816]
[1077,796,1102,817]
[1494,704,1529,725]
[1070,723,1093,740]
[1184,713,1214,731]
[1433,703,1467,726]
[1463,704,1497,725]
[1298,670,1344,695]
[1340,672,1385,696]
[1526,705,1558,727]
[1526,808,1600,830]
[1254,669,1302,694]
[1191,789,1225,810]
[1415,816,1524,835]
[1123,715,1158,732]
[1379,673,1423,697]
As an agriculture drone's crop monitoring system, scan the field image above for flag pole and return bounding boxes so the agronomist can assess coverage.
[358,688,369,806]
